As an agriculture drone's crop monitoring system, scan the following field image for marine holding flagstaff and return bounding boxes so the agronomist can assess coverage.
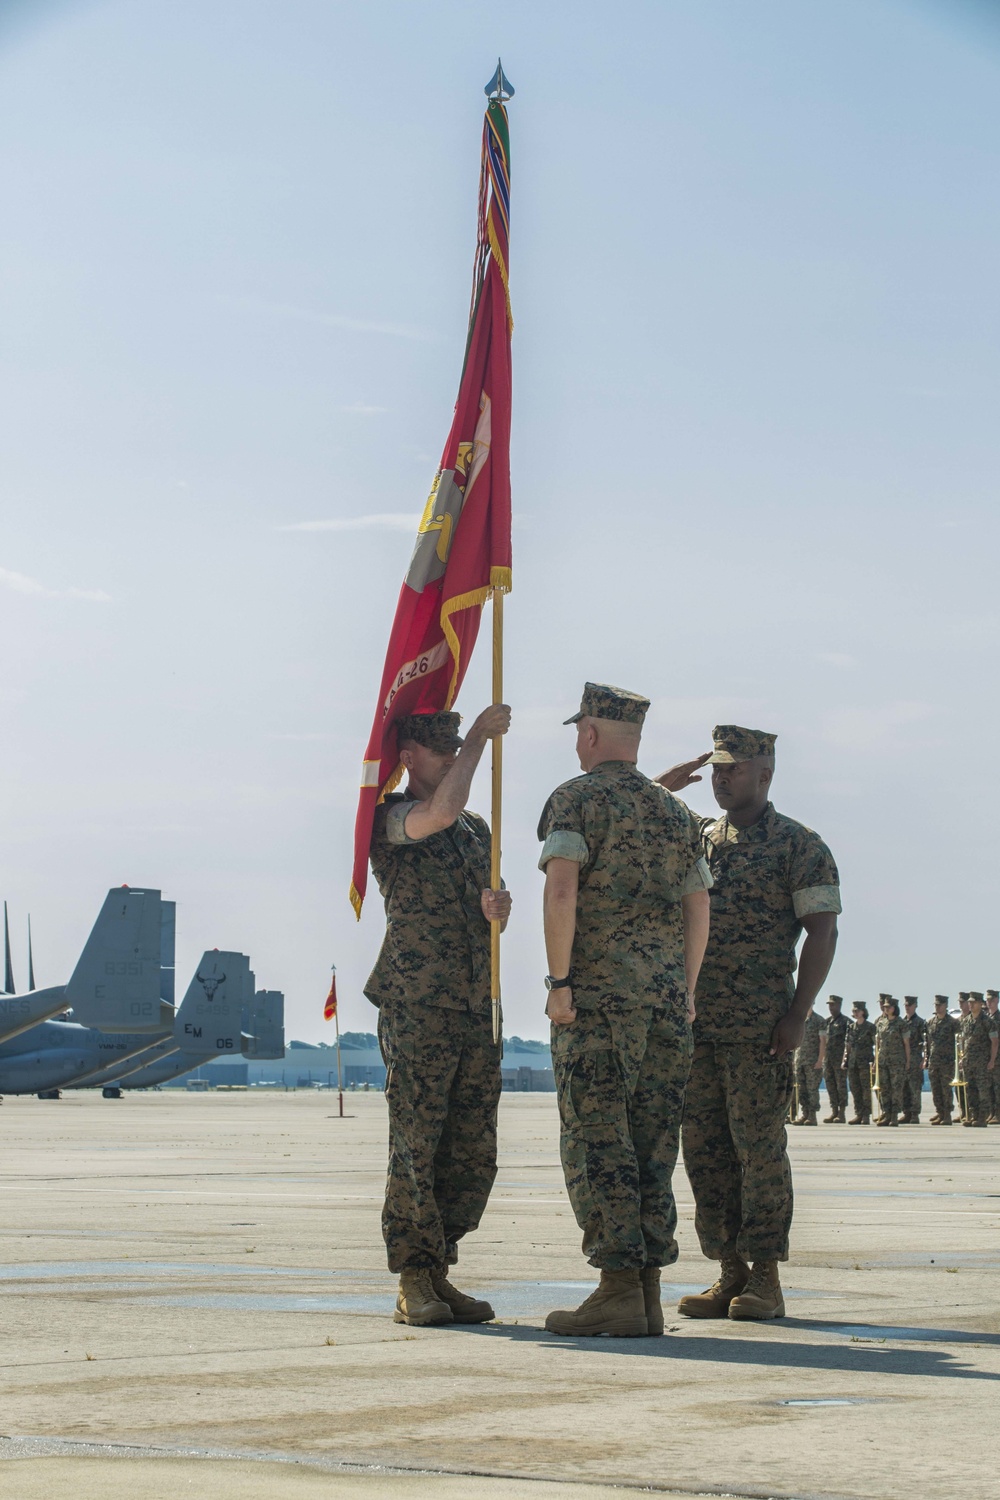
[537,683,712,1338]
[658,726,841,1321]
[365,706,511,1325]
[348,71,516,1325]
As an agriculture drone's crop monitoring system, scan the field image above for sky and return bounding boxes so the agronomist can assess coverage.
[1,0,998,1044]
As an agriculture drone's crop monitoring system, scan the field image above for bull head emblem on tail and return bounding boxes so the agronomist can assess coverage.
[197,971,226,1002]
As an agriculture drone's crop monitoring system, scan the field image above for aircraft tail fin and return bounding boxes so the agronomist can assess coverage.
[27,915,35,992]
[175,951,249,1056]
[4,902,14,995]
[160,901,176,1006]
[65,888,165,1032]
[242,991,285,1059]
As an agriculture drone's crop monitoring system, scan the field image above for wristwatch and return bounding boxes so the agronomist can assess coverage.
[544,974,572,991]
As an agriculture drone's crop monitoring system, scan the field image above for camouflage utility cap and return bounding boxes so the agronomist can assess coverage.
[395,711,463,752]
[970,991,985,1003]
[563,682,650,726]
[829,994,843,1002]
[934,994,949,1004]
[987,989,999,998]
[708,725,777,765]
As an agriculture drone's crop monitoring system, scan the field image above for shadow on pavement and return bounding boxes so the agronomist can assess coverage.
[460,1320,1000,1380]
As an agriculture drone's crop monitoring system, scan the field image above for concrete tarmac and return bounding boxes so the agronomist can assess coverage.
[1,1090,998,1500]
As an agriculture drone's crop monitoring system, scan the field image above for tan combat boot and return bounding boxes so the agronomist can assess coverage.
[545,1268,648,1337]
[430,1268,494,1323]
[728,1260,785,1320]
[677,1254,749,1318]
[394,1268,453,1327]
[640,1265,664,1336]
[802,1111,818,1126]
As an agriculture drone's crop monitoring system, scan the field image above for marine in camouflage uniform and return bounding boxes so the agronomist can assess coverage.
[958,993,999,1127]
[925,996,958,1124]
[821,995,850,1122]
[900,997,926,1123]
[874,1002,909,1126]
[672,726,841,1322]
[792,1008,825,1124]
[986,991,1000,1122]
[365,705,511,1326]
[538,683,712,1338]
[844,1004,876,1123]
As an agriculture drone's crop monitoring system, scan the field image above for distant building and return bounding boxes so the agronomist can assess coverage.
[165,1037,555,1091]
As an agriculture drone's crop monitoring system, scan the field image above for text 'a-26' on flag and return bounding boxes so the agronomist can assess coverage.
[349,90,513,918]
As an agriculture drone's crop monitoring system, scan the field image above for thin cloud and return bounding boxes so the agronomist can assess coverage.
[0,566,111,603]
[277,514,419,534]
[229,295,438,343]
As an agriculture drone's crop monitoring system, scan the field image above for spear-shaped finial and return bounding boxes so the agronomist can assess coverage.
[484,58,514,102]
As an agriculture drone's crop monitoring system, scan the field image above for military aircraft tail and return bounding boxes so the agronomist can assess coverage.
[174,951,250,1056]
[65,887,168,1033]
[242,990,285,1059]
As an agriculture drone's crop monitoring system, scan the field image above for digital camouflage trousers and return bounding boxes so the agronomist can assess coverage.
[823,1059,848,1115]
[927,1060,954,1118]
[682,1040,794,1264]
[964,1059,993,1122]
[902,1061,924,1118]
[378,1002,501,1272]
[875,1056,906,1119]
[847,1060,872,1118]
[793,1061,821,1114]
[550,1003,693,1271]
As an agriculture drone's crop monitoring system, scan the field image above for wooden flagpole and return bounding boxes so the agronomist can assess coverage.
[334,1004,344,1118]
[490,588,504,1045]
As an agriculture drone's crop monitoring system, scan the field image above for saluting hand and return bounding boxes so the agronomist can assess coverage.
[654,752,712,793]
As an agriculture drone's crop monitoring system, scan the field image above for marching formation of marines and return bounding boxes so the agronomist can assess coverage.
[362,681,989,1340]
[791,989,998,1127]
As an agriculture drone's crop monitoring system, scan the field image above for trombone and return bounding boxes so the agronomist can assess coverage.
[950,1036,967,1121]
[787,1069,801,1124]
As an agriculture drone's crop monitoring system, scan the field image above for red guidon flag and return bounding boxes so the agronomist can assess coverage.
[349,93,513,918]
[324,968,337,1022]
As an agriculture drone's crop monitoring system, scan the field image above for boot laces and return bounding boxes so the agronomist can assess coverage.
[407,1268,437,1299]
[707,1257,746,1297]
[743,1262,776,1297]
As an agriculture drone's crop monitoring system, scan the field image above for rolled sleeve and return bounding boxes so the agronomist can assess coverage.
[681,855,714,895]
[792,884,842,918]
[384,802,417,846]
[538,830,589,870]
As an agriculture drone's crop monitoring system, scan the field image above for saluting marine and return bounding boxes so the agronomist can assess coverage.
[538,683,711,1338]
[925,995,959,1125]
[958,992,998,1128]
[791,1007,825,1126]
[844,1002,876,1124]
[821,995,850,1124]
[365,705,512,1327]
[660,725,841,1323]
[874,999,910,1127]
[900,996,926,1124]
